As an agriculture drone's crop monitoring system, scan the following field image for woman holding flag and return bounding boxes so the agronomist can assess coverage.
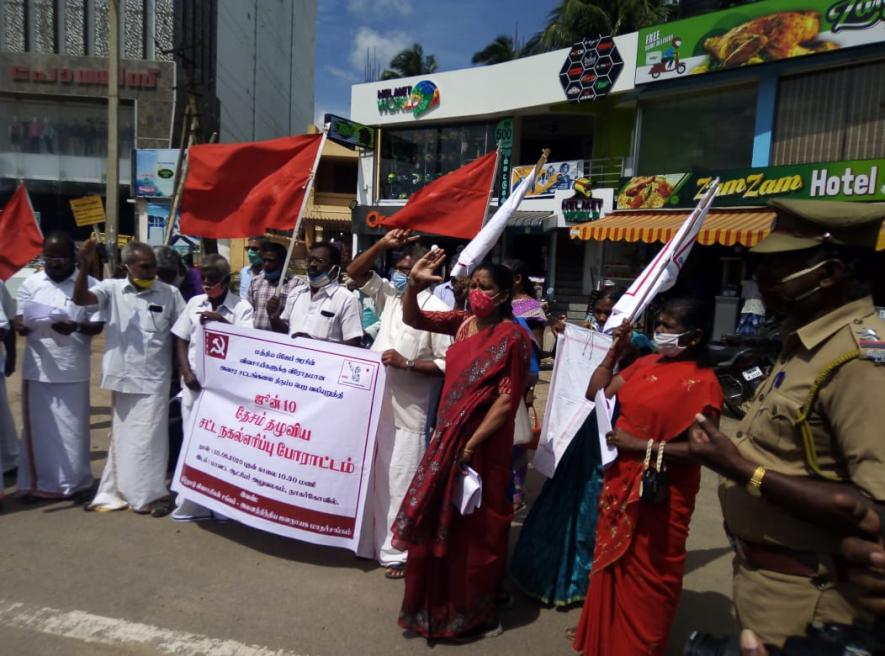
[572,297,723,656]
[392,248,530,642]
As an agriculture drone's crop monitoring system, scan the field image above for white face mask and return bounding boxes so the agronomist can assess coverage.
[653,330,689,357]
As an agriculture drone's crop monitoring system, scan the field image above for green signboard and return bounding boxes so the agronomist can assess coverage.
[615,159,885,210]
[636,0,885,85]
[495,118,514,200]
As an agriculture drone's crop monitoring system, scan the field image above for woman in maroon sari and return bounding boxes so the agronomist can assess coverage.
[393,249,530,642]
[573,297,724,655]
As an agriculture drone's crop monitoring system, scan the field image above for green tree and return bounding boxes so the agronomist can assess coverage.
[471,34,542,66]
[380,43,438,80]
[539,0,670,49]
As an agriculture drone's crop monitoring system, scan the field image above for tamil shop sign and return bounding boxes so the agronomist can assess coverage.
[636,0,885,85]
[615,159,885,210]
[559,36,624,103]
[10,63,162,89]
[134,149,180,198]
[376,80,440,117]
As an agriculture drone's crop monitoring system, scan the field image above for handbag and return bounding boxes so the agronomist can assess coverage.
[639,439,668,505]
[513,401,533,446]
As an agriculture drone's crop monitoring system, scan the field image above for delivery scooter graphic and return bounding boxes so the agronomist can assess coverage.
[649,37,686,78]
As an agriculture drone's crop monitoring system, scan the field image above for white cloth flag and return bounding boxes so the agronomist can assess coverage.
[603,180,720,333]
[594,388,618,467]
[450,166,538,278]
[452,466,482,515]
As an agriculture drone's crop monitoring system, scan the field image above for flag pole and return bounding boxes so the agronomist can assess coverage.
[163,107,199,246]
[276,125,330,295]
[622,179,720,326]
[479,144,503,227]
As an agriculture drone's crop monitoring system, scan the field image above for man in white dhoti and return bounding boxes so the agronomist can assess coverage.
[170,254,253,521]
[347,229,452,578]
[13,232,104,502]
[74,238,185,517]
[0,279,18,484]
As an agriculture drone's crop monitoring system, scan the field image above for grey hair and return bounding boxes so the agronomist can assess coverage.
[121,241,155,266]
[153,245,182,273]
[201,254,231,277]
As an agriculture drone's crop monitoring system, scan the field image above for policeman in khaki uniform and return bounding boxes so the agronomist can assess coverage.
[689,198,885,648]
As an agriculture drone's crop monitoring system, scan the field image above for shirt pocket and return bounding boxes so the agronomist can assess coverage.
[138,306,171,334]
[747,390,804,459]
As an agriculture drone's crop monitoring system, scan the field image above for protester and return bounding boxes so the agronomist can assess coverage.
[74,238,185,516]
[13,232,104,501]
[0,279,18,482]
[509,289,629,609]
[346,229,452,579]
[269,241,362,345]
[171,254,253,521]
[687,199,885,648]
[393,248,530,642]
[156,245,203,301]
[433,275,468,311]
[239,236,265,300]
[249,240,301,331]
[572,297,723,656]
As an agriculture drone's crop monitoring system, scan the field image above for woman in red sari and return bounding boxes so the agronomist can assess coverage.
[393,249,530,642]
[573,297,724,655]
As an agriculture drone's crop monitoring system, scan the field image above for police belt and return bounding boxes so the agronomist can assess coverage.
[736,538,847,580]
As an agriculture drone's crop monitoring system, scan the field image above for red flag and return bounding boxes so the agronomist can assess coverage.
[0,184,42,280]
[380,151,498,239]
[180,134,324,238]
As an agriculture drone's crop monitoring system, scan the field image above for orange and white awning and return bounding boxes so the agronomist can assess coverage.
[569,209,777,247]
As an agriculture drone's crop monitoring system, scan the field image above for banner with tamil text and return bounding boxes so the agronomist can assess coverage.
[172,323,386,552]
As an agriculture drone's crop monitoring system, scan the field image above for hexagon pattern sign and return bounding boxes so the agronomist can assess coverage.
[559,36,623,103]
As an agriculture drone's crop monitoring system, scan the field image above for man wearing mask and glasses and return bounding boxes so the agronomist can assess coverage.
[688,199,885,650]
[249,240,301,331]
[239,236,266,300]
[74,238,185,517]
[346,229,452,577]
[169,254,253,521]
[268,241,362,346]
[13,232,104,502]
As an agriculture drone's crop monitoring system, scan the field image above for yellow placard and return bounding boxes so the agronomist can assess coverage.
[96,232,133,248]
[69,195,106,227]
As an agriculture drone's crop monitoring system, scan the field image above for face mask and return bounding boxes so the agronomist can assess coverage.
[653,330,689,357]
[127,266,155,290]
[205,279,228,299]
[247,250,263,266]
[263,268,281,282]
[392,271,409,294]
[309,266,339,289]
[469,288,500,319]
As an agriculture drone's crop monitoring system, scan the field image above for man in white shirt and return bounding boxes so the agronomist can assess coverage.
[170,254,253,521]
[268,241,362,346]
[74,238,185,516]
[239,236,265,300]
[13,232,104,501]
[346,229,452,577]
[0,279,18,482]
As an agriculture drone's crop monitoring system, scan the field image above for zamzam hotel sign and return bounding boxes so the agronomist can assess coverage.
[10,64,161,89]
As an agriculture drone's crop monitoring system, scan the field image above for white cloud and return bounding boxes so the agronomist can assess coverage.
[348,26,412,74]
[325,64,359,82]
[347,0,413,16]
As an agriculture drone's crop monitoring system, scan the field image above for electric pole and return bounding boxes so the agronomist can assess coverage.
[105,0,120,275]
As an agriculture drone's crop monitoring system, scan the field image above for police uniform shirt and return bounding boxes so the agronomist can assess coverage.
[90,278,186,395]
[721,295,885,554]
[281,281,363,343]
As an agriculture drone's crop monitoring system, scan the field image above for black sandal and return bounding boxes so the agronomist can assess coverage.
[384,564,406,579]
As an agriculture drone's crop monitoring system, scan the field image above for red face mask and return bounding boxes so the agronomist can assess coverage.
[469,288,500,318]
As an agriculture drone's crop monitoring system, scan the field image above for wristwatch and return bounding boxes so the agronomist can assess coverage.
[405,359,415,370]
[746,465,766,498]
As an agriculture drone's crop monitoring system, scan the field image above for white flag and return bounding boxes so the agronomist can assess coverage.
[449,167,537,278]
[603,180,719,333]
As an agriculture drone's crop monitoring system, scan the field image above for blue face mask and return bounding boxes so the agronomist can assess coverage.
[308,265,339,289]
[263,269,282,282]
[392,271,409,294]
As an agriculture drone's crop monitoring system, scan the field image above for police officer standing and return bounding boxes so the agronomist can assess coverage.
[689,199,885,648]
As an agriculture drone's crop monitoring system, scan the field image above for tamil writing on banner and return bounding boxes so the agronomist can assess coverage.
[533,324,611,478]
[172,323,386,552]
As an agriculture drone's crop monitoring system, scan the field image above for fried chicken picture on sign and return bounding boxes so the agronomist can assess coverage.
[703,11,838,70]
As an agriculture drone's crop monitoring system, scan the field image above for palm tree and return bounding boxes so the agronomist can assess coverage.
[380,44,438,80]
[471,33,542,66]
[539,0,670,50]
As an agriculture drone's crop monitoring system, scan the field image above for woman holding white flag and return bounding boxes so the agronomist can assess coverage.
[572,296,723,656]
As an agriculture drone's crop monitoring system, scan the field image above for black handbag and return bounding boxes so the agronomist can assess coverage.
[639,440,668,505]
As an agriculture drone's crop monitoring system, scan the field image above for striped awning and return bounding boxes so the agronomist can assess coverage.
[569,209,777,247]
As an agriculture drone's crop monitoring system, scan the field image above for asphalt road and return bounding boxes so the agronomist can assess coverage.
[0,337,737,655]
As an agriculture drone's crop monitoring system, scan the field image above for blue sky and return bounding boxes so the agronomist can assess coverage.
[314,0,554,124]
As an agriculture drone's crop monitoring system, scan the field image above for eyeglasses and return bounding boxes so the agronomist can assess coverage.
[43,257,70,265]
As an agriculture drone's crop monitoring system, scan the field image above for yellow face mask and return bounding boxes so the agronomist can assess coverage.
[131,277,155,290]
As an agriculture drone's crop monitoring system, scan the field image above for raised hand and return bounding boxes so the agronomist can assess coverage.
[408,248,446,291]
[79,237,98,267]
[381,228,420,250]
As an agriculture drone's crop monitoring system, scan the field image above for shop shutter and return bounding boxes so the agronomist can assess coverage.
[772,61,885,165]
